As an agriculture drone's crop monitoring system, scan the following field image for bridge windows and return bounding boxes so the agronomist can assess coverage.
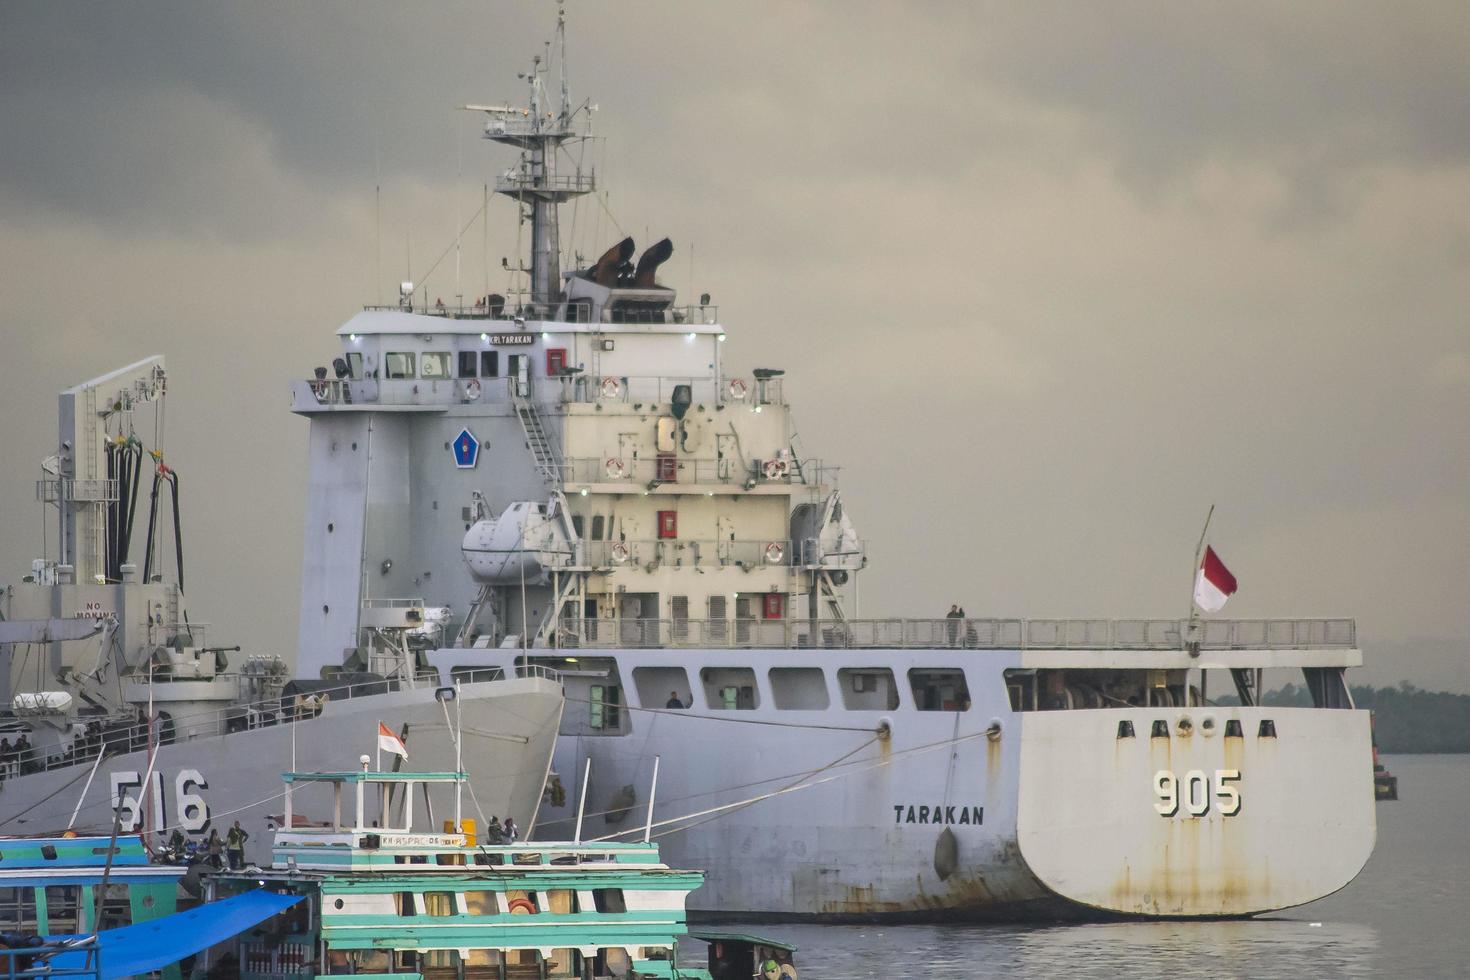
[481,350,500,377]
[384,352,415,378]
[420,352,451,379]
[633,665,692,709]
[458,351,478,377]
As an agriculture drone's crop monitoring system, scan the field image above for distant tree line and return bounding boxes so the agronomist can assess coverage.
[1256,682,1470,754]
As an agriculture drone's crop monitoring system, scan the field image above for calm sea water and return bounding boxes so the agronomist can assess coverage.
[690,755,1469,978]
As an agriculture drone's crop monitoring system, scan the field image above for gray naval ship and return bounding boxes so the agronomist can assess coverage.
[0,357,563,859]
[285,16,1377,920]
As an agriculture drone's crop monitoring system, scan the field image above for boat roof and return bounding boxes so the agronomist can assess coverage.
[686,931,798,953]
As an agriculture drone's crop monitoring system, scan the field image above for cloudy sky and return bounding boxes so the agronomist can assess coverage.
[2,1,1466,690]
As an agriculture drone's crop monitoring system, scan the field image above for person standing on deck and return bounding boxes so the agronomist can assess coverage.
[226,820,249,869]
[946,605,961,646]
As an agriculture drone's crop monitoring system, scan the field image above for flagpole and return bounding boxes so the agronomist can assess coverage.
[1186,504,1215,656]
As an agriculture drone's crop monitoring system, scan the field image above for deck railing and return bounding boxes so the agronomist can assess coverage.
[545,617,1356,651]
[4,665,560,777]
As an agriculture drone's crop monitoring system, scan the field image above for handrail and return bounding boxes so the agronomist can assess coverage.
[539,617,1357,652]
[4,665,560,777]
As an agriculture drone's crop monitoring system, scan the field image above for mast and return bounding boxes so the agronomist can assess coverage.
[464,9,593,312]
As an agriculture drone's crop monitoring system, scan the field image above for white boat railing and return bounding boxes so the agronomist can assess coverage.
[543,617,1356,651]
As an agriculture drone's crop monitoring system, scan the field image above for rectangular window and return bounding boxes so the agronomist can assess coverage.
[423,892,456,916]
[908,668,971,711]
[458,351,478,377]
[571,515,585,538]
[44,886,80,934]
[481,351,500,377]
[657,510,677,539]
[385,352,415,379]
[770,667,830,710]
[421,352,451,379]
[592,889,626,913]
[345,352,362,378]
[590,515,606,540]
[656,452,677,481]
[463,891,498,916]
[700,667,759,710]
[838,668,900,710]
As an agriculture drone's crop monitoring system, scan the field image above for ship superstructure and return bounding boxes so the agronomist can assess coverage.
[0,359,563,859]
[291,17,1376,920]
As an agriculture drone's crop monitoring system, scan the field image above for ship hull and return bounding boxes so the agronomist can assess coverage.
[431,645,1375,922]
[0,675,563,865]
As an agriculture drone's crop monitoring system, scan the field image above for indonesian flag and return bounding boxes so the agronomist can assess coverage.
[377,722,408,759]
[1193,546,1238,613]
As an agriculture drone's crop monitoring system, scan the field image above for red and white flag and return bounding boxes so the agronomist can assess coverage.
[377,722,408,759]
[1193,546,1238,612]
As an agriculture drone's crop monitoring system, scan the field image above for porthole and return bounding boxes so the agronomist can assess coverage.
[327,523,335,533]
[334,899,345,910]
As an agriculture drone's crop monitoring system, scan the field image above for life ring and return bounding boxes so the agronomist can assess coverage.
[604,457,627,479]
[600,377,622,399]
[610,543,630,564]
[463,378,482,401]
[762,459,785,479]
[728,378,748,400]
[311,379,328,402]
[764,541,785,564]
[507,897,537,915]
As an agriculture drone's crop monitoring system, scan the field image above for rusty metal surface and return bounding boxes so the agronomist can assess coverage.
[1015,706,1376,916]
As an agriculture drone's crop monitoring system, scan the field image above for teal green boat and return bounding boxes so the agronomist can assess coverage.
[200,769,726,980]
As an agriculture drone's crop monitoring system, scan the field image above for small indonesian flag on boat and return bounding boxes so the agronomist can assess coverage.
[1193,545,1238,613]
[377,722,408,759]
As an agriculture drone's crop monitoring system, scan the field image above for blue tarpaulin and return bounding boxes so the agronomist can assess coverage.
[47,889,303,980]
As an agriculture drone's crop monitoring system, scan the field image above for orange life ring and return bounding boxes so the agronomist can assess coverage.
[507,897,537,915]
[605,457,627,479]
[764,542,785,564]
[600,377,622,399]
[762,459,784,479]
[610,543,630,563]
[728,378,748,400]
[464,378,482,400]
[311,379,329,402]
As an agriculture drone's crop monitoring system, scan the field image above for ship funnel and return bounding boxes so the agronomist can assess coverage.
[588,237,635,288]
[632,238,674,288]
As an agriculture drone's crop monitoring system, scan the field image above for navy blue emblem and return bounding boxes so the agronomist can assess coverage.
[452,428,479,469]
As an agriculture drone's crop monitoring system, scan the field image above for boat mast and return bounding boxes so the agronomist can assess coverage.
[466,9,593,312]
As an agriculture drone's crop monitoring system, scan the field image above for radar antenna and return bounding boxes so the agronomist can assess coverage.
[462,7,593,312]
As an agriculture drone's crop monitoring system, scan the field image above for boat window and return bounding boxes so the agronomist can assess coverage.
[385,352,415,378]
[44,885,81,933]
[472,851,504,867]
[463,891,498,916]
[908,669,971,711]
[633,665,691,710]
[546,948,579,978]
[571,514,584,538]
[592,888,626,913]
[423,891,457,916]
[458,351,478,377]
[394,891,416,916]
[511,852,543,866]
[421,352,451,379]
[838,667,900,710]
[481,351,500,377]
[700,667,759,710]
[506,888,539,913]
[463,948,503,968]
[769,667,830,710]
[345,352,362,378]
[590,514,605,540]
[40,845,57,860]
[352,950,391,973]
[545,889,576,914]
[588,684,622,730]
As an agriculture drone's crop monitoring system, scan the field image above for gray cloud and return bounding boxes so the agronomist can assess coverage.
[1,1,1466,688]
